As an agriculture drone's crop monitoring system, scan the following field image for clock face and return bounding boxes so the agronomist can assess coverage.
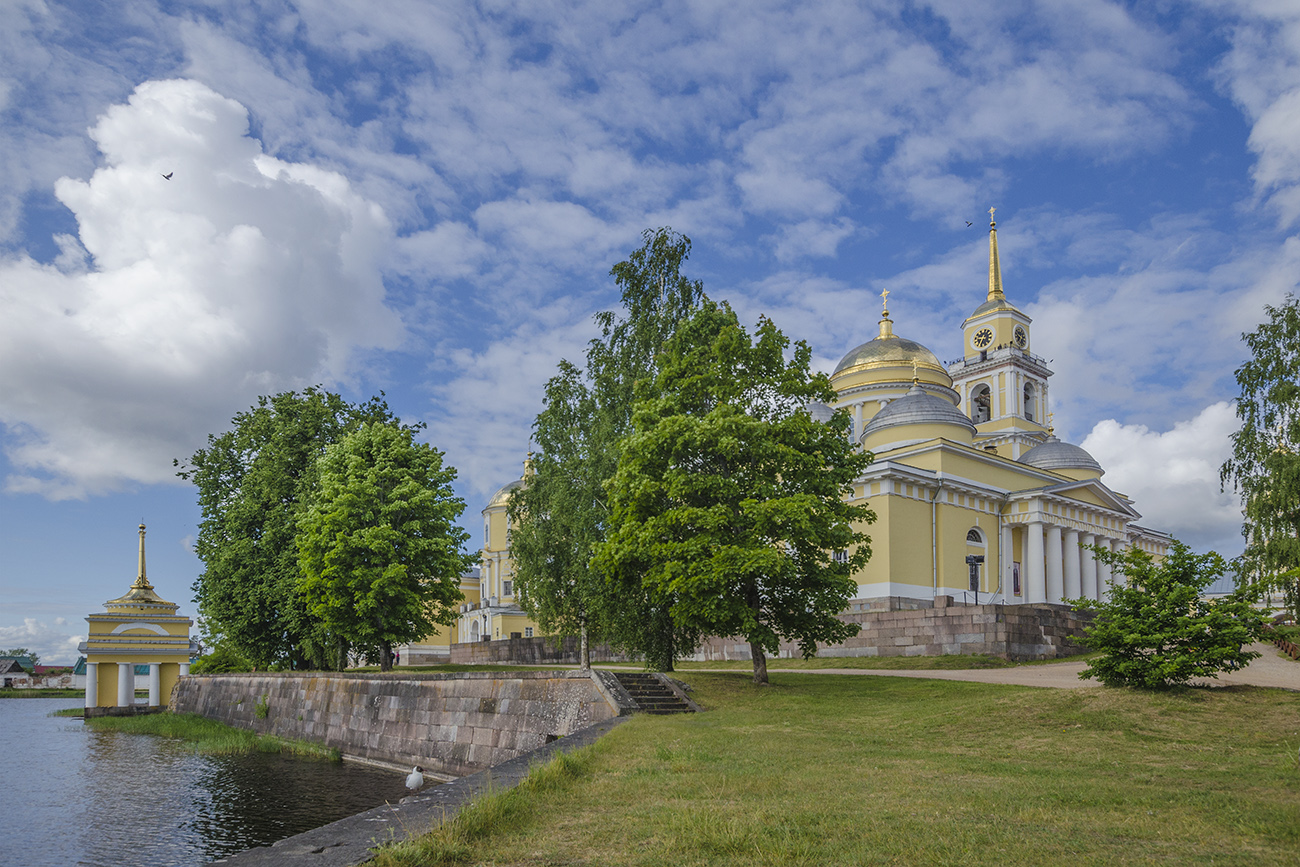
[1013,326,1028,348]
[973,328,993,349]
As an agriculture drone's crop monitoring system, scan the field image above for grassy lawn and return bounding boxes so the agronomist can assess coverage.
[84,711,340,760]
[602,653,1024,671]
[376,673,1300,867]
[0,687,85,698]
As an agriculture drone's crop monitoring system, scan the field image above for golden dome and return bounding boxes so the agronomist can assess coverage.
[833,312,948,382]
[486,478,523,510]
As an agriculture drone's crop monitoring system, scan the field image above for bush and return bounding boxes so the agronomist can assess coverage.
[190,644,254,674]
[1069,541,1269,689]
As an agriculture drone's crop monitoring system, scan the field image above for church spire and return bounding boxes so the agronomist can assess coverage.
[878,287,894,338]
[987,207,1004,302]
[133,523,153,591]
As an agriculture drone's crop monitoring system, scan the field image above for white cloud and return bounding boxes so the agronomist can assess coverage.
[0,617,84,666]
[0,79,403,498]
[1082,402,1243,554]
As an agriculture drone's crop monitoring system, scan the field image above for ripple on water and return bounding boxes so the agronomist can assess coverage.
[0,698,418,867]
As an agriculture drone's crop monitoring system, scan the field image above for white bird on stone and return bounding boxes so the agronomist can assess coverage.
[406,765,425,792]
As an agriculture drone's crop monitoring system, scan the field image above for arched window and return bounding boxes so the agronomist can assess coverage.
[470,620,480,642]
[1023,382,1036,422]
[971,384,992,424]
[966,528,984,545]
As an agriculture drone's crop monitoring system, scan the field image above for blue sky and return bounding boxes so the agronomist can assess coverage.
[2,1,1297,663]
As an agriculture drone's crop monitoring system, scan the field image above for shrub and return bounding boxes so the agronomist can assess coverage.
[1069,540,1269,689]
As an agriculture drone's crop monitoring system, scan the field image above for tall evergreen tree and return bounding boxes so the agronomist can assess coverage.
[1221,294,1300,620]
[595,301,875,684]
[510,228,706,671]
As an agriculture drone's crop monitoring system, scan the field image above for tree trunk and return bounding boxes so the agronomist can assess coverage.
[380,641,392,672]
[750,641,769,685]
[579,624,591,671]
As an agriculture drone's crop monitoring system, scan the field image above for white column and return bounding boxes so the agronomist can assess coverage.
[1026,521,1046,603]
[85,662,98,708]
[1096,537,1114,601]
[117,662,133,708]
[852,403,863,443]
[1080,533,1098,600]
[1000,523,1015,602]
[1045,525,1064,603]
[148,664,161,707]
[180,662,190,676]
[1063,529,1081,600]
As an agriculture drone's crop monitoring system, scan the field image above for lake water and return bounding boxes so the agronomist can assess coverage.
[0,698,420,866]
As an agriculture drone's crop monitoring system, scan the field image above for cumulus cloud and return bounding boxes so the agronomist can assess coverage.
[1082,402,1243,555]
[0,617,84,666]
[0,79,403,498]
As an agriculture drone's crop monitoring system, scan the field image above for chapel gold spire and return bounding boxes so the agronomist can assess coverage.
[133,523,153,591]
[987,207,1004,302]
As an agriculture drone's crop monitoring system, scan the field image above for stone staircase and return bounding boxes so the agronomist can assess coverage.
[613,672,696,714]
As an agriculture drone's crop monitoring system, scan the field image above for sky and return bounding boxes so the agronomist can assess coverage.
[2,1,1297,664]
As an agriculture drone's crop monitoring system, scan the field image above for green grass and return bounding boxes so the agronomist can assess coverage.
[84,711,340,760]
[372,673,1300,866]
[0,687,85,698]
[354,664,548,673]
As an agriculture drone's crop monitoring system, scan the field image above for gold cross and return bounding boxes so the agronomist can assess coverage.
[989,206,996,225]
[881,287,889,311]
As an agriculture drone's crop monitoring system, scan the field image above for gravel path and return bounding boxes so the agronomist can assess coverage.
[768,642,1298,690]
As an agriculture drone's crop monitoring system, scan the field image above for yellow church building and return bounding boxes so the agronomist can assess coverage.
[79,524,199,712]
[408,213,1168,660]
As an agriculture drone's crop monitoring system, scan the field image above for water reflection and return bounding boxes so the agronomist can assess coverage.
[0,699,420,867]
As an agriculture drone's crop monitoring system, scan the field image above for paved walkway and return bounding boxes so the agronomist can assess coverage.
[768,642,1297,690]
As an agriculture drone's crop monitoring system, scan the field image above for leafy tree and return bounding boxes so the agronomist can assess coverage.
[510,228,706,671]
[1221,294,1300,621]
[2,648,38,669]
[297,421,473,672]
[190,642,254,674]
[1069,541,1268,689]
[178,388,396,670]
[594,301,875,685]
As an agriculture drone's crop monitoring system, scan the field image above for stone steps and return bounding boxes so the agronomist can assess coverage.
[613,673,695,714]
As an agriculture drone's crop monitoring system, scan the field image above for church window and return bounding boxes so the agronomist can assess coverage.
[971,384,992,423]
[525,627,534,638]
[503,579,513,597]
[966,528,985,545]
[833,549,849,564]
[1023,382,1037,422]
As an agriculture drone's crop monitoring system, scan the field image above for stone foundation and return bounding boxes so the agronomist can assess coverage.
[170,669,635,778]
[449,635,633,666]
[688,599,1093,662]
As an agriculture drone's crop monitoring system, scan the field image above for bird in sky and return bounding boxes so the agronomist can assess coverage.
[161,172,173,180]
[965,221,973,226]
[406,765,425,792]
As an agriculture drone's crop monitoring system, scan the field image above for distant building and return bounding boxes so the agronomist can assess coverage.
[0,658,33,688]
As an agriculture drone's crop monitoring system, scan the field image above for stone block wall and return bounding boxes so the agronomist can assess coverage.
[449,635,632,666]
[170,669,634,777]
[687,600,1093,662]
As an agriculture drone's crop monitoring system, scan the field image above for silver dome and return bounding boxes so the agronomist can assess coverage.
[860,385,976,441]
[807,400,836,423]
[1019,437,1104,475]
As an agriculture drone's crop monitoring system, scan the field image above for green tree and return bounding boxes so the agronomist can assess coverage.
[2,648,38,669]
[595,301,875,685]
[1221,294,1300,621]
[297,421,473,672]
[177,389,395,670]
[1069,541,1268,689]
[509,228,707,671]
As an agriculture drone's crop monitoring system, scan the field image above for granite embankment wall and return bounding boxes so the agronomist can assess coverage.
[170,670,635,777]
[688,599,1093,662]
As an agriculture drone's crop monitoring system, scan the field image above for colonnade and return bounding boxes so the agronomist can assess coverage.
[84,661,190,709]
[1013,521,1121,605]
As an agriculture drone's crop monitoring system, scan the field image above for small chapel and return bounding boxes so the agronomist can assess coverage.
[79,524,199,713]
[405,213,1169,661]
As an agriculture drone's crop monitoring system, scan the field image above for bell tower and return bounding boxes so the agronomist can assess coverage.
[948,209,1051,459]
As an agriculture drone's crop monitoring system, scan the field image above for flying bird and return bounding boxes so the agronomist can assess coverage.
[161,172,173,180]
[965,221,972,227]
[406,765,425,792]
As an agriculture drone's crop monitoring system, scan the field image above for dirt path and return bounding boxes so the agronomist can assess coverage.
[743,643,1299,690]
